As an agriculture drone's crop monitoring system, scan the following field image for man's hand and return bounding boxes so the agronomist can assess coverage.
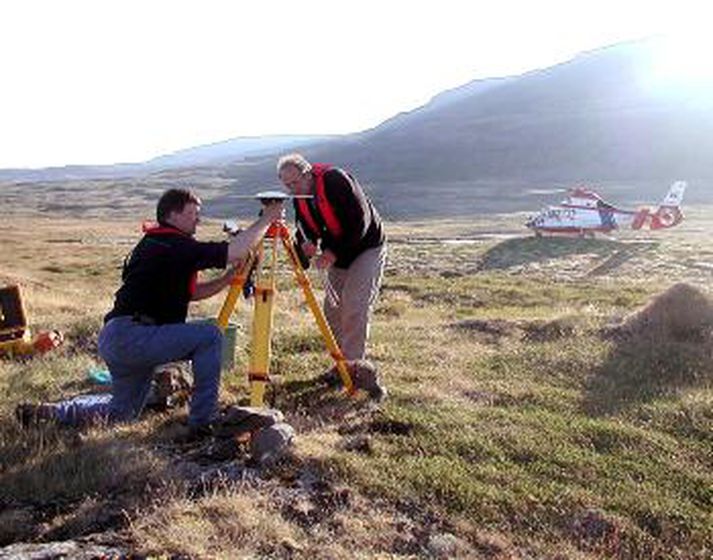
[301,241,318,258]
[227,201,284,264]
[262,201,285,222]
[315,249,337,270]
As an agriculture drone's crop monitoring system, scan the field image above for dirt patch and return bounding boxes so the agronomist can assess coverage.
[341,434,374,455]
[368,418,414,436]
[452,319,520,340]
[462,390,500,406]
[281,477,352,529]
[522,316,580,342]
[567,508,623,556]
[0,507,37,546]
[453,317,582,344]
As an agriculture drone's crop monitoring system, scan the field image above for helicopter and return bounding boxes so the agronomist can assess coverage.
[525,181,687,237]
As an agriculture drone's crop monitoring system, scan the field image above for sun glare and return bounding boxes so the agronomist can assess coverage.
[645,34,713,95]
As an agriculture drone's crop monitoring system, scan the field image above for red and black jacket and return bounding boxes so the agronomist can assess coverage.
[105,225,228,325]
[293,164,384,269]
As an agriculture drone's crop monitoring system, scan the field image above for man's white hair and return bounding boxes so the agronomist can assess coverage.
[277,153,312,175]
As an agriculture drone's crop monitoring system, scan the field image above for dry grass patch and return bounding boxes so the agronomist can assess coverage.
[610,282,713,340]
[587,283,713,416]
[130,487,299,559]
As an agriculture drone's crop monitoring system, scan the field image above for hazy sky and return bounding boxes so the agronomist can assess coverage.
[0,0,709,169]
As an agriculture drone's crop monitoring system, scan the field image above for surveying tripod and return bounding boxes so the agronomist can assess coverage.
[215,217,355,407]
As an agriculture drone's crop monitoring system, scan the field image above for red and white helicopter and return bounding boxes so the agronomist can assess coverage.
[525,181,687,237]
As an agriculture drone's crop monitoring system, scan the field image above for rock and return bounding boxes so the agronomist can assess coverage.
[215,406,284,439]
[0,539,126,559]
[146,362,191,411]
[250,422,295,465]
[426,532,469,558]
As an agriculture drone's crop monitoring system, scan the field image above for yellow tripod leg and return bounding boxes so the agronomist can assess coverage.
[248,240,277,407]
[216,254,254,332]
[280,233,355,394]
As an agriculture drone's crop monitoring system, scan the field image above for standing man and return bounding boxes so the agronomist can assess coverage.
[98,188,283,434]
[277,153,386,362]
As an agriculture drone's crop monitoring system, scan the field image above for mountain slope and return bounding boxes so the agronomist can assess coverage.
[3,38,712,219]
[256,39,711,218]
[309,39,713,185]
[0,135,330,183]
[145,134,334,168]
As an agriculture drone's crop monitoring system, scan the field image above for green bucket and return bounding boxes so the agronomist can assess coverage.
[189,318,238,372]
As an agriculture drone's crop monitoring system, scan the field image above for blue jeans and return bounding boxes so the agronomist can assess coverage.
[51,393,113,425]
[97,316,223,426]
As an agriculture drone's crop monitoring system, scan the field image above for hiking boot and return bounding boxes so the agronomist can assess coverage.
[15,403,57,427]
[319,361,387,400]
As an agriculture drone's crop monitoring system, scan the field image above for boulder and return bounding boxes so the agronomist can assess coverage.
[250,422,295,465]
[215,406,284,439]
[0,539,126,559]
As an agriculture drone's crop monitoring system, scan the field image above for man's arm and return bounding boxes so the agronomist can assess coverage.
[226,202,283,264]
[191,255,252,301]
[191,266,238,301]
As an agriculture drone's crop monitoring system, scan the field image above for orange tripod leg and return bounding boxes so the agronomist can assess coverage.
[216,254,255,332]
[278,227,355,394]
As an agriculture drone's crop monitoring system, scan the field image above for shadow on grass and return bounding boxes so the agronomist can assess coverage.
[582,333,713,416]
[477,237,657,272]
[0,417,175,546]
[0,421,168,505]
[274,375,379,433]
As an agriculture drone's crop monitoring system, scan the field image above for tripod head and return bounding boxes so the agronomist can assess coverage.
[254,190,293,205]
[222,190,301,235]
[230,190,313,206]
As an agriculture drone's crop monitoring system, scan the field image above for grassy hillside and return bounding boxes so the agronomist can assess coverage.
[0,211,711,558]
